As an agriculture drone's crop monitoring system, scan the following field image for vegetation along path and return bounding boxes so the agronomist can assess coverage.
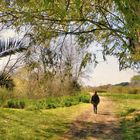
[61,96,122,140]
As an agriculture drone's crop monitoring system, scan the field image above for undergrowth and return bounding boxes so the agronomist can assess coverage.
[0,92,90,110]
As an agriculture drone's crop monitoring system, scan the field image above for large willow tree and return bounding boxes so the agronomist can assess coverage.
[0,0,139,69]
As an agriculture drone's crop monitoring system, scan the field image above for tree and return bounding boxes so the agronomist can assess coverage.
[0,0,139,69]
[114,0,140,69]
[0,38,26,90]
[0,37,26,75]
[0,38,26,57]
[24,37,93,82]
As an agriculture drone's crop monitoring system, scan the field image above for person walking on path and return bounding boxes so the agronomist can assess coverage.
[91,91,100,114]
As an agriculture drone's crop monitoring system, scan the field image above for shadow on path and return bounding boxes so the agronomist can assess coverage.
[64,119,121,140]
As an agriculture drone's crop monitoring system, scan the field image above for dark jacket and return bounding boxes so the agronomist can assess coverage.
[91,94,100,105]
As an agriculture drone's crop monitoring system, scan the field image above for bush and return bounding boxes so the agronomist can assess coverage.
[26,98,62,110]
[64,98,73,107]
[63,96,80,107]
[46,98,62,109]
[6,99,25,109]
[134,114,140,122]
[29,92,90,110]
[47,103,57,108]
[128,89,138,94]
[78,94,90,103]
[64,100,72,107]
[4,92,91,110]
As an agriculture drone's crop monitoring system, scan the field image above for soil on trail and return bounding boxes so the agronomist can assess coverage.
[60,96,122,140]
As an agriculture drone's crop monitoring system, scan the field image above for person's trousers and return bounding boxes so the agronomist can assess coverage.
[93,104,98,114]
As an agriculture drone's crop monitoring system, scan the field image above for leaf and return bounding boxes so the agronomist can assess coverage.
[44,0,52,5]
[75,0,81,9]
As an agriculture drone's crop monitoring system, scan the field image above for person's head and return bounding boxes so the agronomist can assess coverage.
[94,91,97,95]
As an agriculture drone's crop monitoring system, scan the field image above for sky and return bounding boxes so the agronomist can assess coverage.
[0,30,17,39]
[0,30,138,87]
[82,56,138,86]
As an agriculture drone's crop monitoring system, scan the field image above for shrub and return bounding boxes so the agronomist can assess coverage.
[46,98,62,109]
[6,99,25,109]
[19,101,25,109]
[78,94,90,103]
[63,96,79,107]
[64,100,72,107]
[134,114,140,122]
[128,89,138,94]
[47,103,57,108]
[4,92,91,110]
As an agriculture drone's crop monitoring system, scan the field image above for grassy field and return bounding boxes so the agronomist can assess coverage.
[101,93,140,140]
[0,103,90,140]
[0,90,91,139]
[0,92,139,140]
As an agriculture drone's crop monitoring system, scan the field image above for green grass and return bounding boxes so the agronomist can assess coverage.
[102,93,140,140]
[101,92,140,100]
[0,90,91,139]
[121,114,140,140]
[0,103,90,140]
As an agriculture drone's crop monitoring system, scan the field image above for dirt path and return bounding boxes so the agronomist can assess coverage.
[60,96,122,140]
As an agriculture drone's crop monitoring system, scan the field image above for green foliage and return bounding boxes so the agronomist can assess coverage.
[121,115,140,140]
[4,92,90,110]
[79,53,92,71]
[78,93,90,103]
[0,0,139,69]
[6,99,25,109]
[115,0,140,32]
[134,114,140,122]
[63,97,79,107]
[46,98,61,109]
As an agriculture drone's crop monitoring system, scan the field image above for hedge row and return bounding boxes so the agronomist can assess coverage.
[4,93,91,110]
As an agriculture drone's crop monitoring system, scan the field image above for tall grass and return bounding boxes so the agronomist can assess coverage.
[0,88,14,106]
[13,71,81,99]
